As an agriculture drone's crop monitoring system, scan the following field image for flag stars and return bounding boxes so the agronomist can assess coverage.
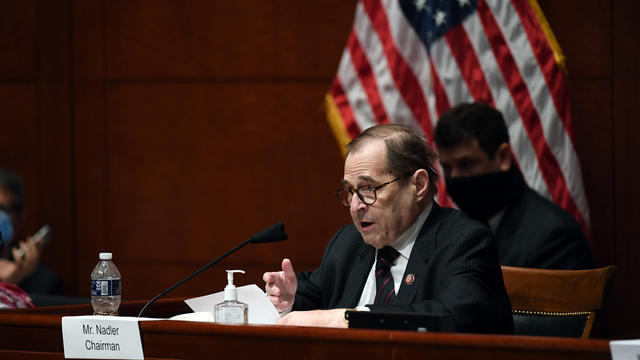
[458,0,471,7]
[434,10,446,26]
[414,0,427,11]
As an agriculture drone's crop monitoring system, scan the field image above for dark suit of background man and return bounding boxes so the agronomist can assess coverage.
[263,124,513,334]
[434,102,594,270]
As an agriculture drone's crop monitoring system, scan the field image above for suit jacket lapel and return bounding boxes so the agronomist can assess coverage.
[395,203,442,306]
[338,243,375,308]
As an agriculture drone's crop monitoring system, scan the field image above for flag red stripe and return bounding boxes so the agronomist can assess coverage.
[362,0,434,138]
[429,59,451,119]
[475,0,589,234]
[347,30,391,124]
[444,24,495,106]
[476,1,559,191]
[331,78,361,139]
[509,0,575,141]
[429,55,453,207]
[437,178,453,207]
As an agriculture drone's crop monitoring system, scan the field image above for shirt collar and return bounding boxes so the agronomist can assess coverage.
[391,201,433,259]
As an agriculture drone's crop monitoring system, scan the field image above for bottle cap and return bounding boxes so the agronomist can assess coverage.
[224,270,245,301]
[99,252,112,260]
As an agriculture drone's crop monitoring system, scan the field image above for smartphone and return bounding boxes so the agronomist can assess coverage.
[15,225,51,260]
[32,224,51,245]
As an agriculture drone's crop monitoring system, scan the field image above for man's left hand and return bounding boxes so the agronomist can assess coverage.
[276,309,348,328]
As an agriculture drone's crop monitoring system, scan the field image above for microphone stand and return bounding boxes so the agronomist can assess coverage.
[137,222,286,317]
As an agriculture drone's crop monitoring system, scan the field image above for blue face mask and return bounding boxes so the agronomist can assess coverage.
[0,209,14,250]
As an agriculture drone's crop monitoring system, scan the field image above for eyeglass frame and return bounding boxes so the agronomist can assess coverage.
[335,172,412,207]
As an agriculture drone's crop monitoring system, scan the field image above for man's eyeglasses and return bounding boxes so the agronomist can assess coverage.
[336,176,405,207]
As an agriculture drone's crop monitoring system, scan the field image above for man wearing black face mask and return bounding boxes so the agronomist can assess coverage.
[434,103,594,270]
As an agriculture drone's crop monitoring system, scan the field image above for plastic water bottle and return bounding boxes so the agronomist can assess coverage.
[91,252,121,315]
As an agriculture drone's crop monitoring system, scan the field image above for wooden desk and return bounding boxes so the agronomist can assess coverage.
[0,299,611,359]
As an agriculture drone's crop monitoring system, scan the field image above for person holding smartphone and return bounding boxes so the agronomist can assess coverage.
[0,169,48,288]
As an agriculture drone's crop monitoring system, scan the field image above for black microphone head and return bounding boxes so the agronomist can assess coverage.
[250,221,288,244]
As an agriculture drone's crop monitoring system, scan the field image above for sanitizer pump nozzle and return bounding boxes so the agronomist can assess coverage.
[224,269,245,301]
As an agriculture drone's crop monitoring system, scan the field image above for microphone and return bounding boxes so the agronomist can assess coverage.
[137,221,287,317]
[249,221,288,244]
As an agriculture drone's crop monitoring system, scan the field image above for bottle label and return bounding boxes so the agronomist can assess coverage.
[91,279,121,296]
[216,309,246,324]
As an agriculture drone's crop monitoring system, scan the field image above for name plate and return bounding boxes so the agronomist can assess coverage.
[610,339,640,360]
[62,316,148,359]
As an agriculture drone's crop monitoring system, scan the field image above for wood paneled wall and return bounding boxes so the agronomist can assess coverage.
[71,0,356,299]
[0,0,638,337]
[0,0,75,297]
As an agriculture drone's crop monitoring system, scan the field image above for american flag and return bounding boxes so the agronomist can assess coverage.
[325,0,590,236]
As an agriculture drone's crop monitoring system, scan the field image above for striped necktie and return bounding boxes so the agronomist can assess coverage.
[374,246,400,305]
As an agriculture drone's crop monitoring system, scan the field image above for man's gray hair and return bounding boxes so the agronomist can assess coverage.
[347,124,439,198]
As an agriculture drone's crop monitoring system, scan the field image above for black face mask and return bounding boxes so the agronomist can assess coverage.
[445,170,515,222]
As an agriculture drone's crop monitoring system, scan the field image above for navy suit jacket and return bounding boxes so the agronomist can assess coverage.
[294,203,513,334]
[495,185,594,269]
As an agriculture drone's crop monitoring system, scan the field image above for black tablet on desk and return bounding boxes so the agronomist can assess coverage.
[345,310,455,332]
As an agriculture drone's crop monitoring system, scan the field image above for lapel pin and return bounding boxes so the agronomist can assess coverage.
[404,273,415,285]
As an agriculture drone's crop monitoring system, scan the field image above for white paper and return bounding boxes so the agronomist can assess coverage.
[169,312,215,322]
[610,339,640,360]
[61,315,159,359]
[184,284,280,325]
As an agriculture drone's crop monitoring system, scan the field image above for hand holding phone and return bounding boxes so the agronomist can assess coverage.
[15,224,50,260]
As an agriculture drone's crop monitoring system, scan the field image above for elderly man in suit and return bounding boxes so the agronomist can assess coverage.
[263,124,513,333]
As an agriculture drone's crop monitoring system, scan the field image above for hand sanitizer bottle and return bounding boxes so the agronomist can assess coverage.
[214,270,248,324]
